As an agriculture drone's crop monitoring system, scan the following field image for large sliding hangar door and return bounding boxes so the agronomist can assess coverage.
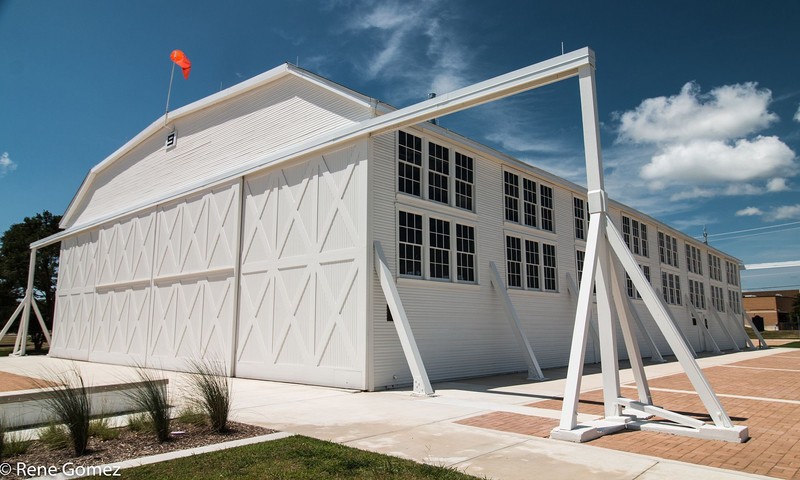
[235,142,368,389]
[51,142,367,389]
[51,180,241,373]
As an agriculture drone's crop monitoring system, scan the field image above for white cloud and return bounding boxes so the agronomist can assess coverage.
[617,82,778,144]
[669,182,773,201]
[640,136,796,183]
[766,177,789,192]
[0,152,17,176]
[768,204,800,220]
[736,207,764,216]
[485,131,567,156]
[343,0,472,99]
[795,104,800,122]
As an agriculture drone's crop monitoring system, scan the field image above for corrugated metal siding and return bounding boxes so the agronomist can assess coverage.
[68,75,372,228]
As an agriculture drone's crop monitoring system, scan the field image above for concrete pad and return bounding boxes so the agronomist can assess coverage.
[456,436,658,480]
[636,460,773,480]
[345,422,528,466]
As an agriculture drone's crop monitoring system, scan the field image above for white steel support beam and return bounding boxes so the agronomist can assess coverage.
[13,248,39,356]
[559,211,602,431]
[565,273,600,361]
[624,293,665,363]
[373,241,434,396]
[742,313,768,349]
[609,261,652,405]
[706,303,740,352]
[552,60,746,444]
[0,302,25,341]
[489,262,545,381]
[607,223,733,428]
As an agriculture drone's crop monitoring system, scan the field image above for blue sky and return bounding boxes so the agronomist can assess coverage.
[1,0,798,290]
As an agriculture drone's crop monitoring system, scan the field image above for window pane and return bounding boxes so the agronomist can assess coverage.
[456,224,475,282]
[428,142,450,204]
[525,240,540,289]
[398,211,423,276]
[573,198,585,240]
[504,172,519,223]
[506,235,522,287]
[429,218,450,279]
[455,152,474,211]
[542,243,557,291]
[398,131,422,196]
[523,179,537,227]
[540,185,554,232]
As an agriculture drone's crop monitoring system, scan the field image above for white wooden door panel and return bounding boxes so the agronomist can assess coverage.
[236,142,366,389]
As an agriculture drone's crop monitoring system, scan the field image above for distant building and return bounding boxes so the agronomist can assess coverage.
[743,289,800,331]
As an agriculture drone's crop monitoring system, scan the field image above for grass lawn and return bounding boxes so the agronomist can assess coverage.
[114,435,479,479]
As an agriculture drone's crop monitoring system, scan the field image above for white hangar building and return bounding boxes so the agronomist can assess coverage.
[45,60,748,391]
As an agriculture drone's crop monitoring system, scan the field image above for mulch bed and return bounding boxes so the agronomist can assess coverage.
[2,420,275,479]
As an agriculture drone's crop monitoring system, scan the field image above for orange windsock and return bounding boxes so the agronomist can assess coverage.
[170,50,192,79]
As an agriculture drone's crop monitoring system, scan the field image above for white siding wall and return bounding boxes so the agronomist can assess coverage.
[235,141,368,389]
[67,75,372,229]
[369,127,740,390]
[370,130,591,389]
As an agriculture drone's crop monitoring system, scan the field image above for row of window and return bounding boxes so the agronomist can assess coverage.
[398,211,476,282]
[398,131,475,211]
[622,216,649,257]
[658,232,680,268]
[398,207,745,311]
[686,244,703,275]
[688,279,706,309]
[396,132,742,293]
[503,172,555,232]
[506,235,558,291]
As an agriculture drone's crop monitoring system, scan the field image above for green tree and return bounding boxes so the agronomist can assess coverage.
[0,211,61,352]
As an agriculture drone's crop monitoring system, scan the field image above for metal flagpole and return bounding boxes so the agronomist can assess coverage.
[164,62,176,126]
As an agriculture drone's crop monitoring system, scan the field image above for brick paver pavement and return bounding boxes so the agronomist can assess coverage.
[458,350,800,479]
[0,370,52,392]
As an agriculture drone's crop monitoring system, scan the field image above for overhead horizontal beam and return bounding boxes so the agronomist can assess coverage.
[31,48,593,251]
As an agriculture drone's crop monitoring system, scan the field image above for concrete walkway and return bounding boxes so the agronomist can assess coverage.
[0,348,787,480]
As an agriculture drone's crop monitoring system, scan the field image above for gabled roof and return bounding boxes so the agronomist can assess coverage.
[59,63,389,229]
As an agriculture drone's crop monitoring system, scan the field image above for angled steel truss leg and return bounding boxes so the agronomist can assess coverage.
[551,64,747,444]
[565,273,600,363]
[490,262,545,380]
[705,303,741,352]
[740,312,768,349]
[373,241,434,396]
[624,294,665,363]
[8,248,51,356]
